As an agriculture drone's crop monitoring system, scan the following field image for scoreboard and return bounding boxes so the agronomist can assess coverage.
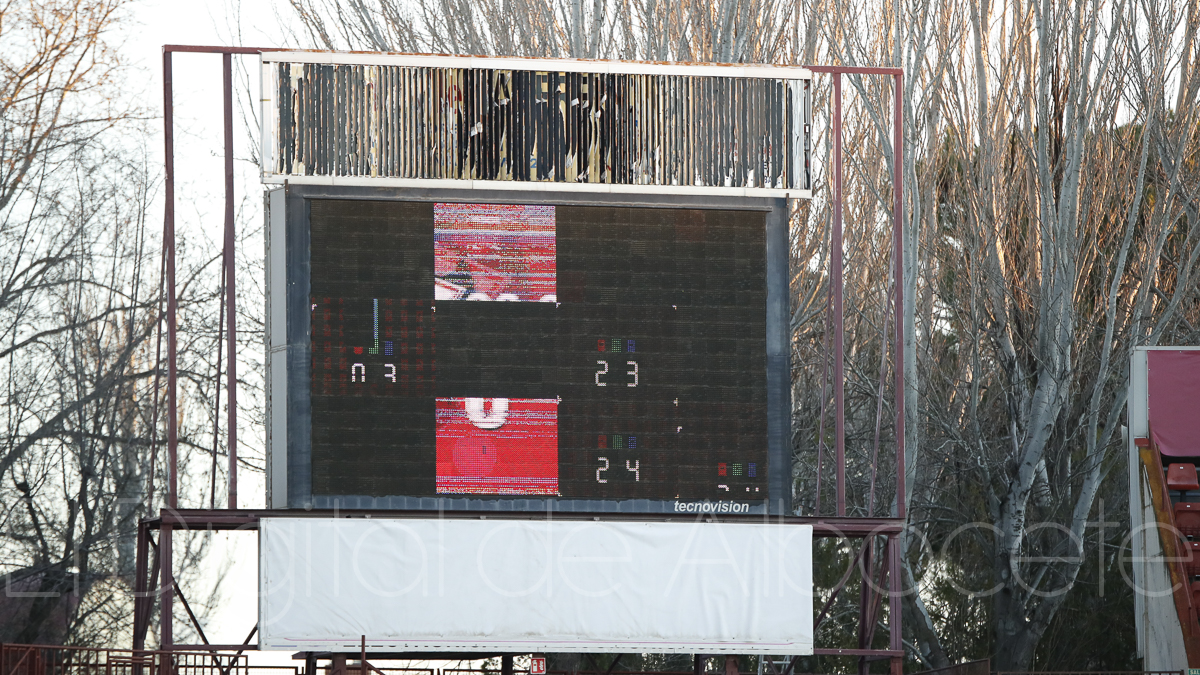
[266,187,790,514]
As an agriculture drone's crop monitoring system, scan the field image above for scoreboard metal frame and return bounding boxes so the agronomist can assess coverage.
[139,46,907,671]
[265,183,792,515]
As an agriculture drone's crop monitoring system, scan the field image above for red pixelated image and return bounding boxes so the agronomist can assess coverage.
[435,397,559,495]
[434,203,556,302]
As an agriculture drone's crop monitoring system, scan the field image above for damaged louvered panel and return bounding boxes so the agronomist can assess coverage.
[261,52,812,197]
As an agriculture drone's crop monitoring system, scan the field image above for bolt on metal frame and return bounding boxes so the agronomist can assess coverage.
[141,46,906,675]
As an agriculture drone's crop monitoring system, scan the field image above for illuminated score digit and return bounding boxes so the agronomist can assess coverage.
[596,457,610,483]
[596,360,638,386]
[597,339,640,386]
[384,364,396,382]
[625,459,640,481]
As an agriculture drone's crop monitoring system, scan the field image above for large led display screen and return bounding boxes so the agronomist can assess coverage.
[307,199,767,504]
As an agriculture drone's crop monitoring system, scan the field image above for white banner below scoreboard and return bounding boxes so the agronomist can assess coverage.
[258,517,813,653]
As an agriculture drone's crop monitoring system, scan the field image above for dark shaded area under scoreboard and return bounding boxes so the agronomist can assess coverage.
[307,198,767,503]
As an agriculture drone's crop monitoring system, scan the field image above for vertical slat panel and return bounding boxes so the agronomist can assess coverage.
[705,76,714,186]
[307,64,315,175]
[408,67,416,178]
[352,64,359,175]
[634,73,643,184]
[775,79,784,188]
[272,60,808,191]
[344,65,351,175]
[662,74,670,186]
[331,63,339,175]
[421,67,430,179]
[349,65,357,175]
[300,65,309,175]
[685,76,694,186]
[510,70,521,182]
[350,65,360,174]
[619,73,629,184]
[401,68,409,178]
[706,76,714,185]
[436,68,444,180]
[642,73,650,184]
[391,66,399,177]
[318,63,326,175]
[495,71,504,180]
[415,67,423,178]
[377,65,386,177]
[394,67,402,177]
[641,73,649,184]
[335,64,344,176]
[700,75,710,184]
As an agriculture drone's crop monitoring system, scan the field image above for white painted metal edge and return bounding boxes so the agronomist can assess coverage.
[265,188,288,510]
[788,80,804,191]
[260,638,808,653]
[260,61,276,183]
[263,173,811,199]
[259,50,812,81]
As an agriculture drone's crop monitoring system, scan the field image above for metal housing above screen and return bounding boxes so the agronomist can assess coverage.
[265,186,791,515]
[260,52,813,198]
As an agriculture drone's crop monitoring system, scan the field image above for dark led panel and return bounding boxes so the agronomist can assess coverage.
[307,199,767,505]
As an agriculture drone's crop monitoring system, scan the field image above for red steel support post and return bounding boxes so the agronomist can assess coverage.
[160,523,174,659]
[161,47,177,658]
[223,52,239,510]
[832,72,846,517]
[856,538,875,674]
[893,71,905,521]
[162,56,178,510]
[889,533,903,675]
[890,70,906,675]
[808,62,906,666]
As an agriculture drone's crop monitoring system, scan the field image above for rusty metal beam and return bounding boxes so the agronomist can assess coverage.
[173,580,212,647]
[164,45,264,54]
